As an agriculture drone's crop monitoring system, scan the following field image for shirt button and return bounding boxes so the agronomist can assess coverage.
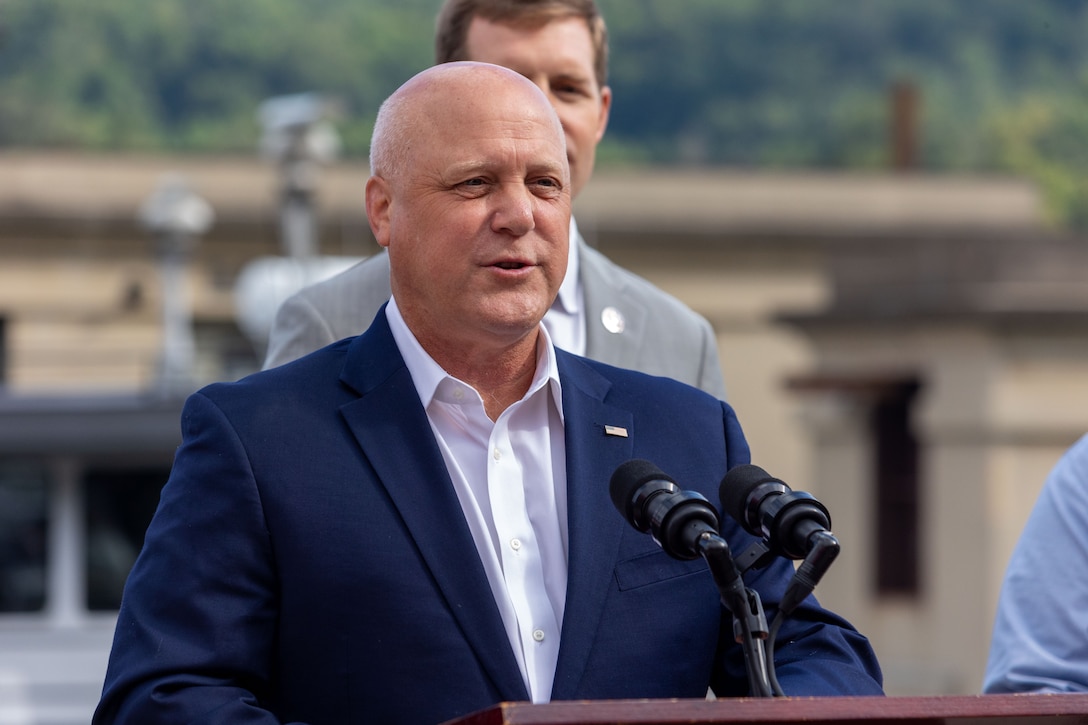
[493,448,502,461]
[532,629,545,642]
[510,538,521,551]
[453,387,464,400]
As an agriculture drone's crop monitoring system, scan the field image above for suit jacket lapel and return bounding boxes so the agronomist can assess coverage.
[337,311,529,701]
[334,312,639,701]
[550,351,634,699]
[578,242,649,368]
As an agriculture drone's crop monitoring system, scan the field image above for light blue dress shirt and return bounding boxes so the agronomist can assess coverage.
[984,433,1088,693]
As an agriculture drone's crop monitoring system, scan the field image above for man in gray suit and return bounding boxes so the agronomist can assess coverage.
[264,0,727,400]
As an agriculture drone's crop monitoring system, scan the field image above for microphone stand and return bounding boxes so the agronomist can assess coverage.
[730,531,842,697]
[695,532,775,698]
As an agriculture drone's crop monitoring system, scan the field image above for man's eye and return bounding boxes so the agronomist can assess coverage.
[553,80,589,98]
[531,178,562,194]
[457,178,491,192]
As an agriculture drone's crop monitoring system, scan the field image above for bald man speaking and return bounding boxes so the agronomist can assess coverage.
[94,63,882,725]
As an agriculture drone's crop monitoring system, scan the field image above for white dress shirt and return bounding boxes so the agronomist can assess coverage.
[385,298,569,703]
[542,218,586,356]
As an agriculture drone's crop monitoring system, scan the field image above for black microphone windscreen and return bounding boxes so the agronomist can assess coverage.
[609,459,673,520]
[719,463,781,529]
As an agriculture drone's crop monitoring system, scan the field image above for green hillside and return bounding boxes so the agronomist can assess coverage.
[2,0,1087,226]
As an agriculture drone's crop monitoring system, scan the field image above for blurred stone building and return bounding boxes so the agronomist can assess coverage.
[0,150,1083,721]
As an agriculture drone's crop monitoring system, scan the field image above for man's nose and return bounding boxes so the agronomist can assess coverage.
[491,185,536,236]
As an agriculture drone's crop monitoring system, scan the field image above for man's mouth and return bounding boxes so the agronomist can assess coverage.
[494,261,528,270]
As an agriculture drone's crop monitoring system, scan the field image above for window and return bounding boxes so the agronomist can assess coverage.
[0,316,7,384]
[872,381,921,596]
[84,467,167,611]
[0,460,49,612]
[787,373,923,597]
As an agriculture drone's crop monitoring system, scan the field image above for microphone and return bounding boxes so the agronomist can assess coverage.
[609,459,721,560]
[610,459,778,697]
[719,464,833,561]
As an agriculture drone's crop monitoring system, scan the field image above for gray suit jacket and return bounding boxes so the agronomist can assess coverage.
[264,236,727,398]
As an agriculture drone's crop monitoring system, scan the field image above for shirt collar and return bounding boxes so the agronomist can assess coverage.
[553,217,581,316]
[385,296,564,424]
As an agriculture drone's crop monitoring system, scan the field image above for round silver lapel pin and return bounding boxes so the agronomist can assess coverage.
[601,306,626,334]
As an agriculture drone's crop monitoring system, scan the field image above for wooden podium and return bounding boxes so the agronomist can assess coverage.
[442,694,1088,725]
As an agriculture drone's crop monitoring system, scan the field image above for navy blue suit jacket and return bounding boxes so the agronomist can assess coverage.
[96,311,882,724]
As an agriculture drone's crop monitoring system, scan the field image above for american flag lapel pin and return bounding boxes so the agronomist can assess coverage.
[604,425,628,438]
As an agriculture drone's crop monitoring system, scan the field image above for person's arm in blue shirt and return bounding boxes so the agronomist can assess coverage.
[984,433,1088,693]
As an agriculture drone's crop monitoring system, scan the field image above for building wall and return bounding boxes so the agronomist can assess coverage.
[782,305,1088,694]
[2,152,1073,713]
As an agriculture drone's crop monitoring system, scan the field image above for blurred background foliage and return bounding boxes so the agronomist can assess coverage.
[2,0,1087,228]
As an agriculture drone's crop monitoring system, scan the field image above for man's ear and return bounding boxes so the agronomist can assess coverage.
[365,176,393,248]
[595,84,613,142]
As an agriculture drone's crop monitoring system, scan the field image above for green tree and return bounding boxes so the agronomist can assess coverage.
[3,0,1088,228]
[986,88,1088,229]
[0,0,435,152]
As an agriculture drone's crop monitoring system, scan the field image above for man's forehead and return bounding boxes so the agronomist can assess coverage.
[434,128,566,169]
[415,78,563,139]
[464,15,596,70]
[442,147,566,174]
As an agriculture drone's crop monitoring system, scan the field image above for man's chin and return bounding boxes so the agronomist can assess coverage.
[478,305,550,343]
